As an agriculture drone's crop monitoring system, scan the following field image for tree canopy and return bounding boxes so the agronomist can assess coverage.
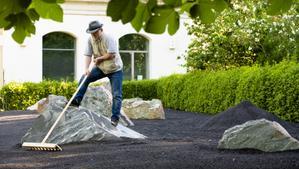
[0,0,296,44]
[184,0,298,70]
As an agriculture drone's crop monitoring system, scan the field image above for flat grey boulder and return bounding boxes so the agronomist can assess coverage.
[122,98,165,119]
[80,85,113,118]
[21,95,146,145]
[218,119,299,152]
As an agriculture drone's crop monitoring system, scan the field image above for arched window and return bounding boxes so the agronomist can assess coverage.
[42,32,75,81]
[119,34,149,80]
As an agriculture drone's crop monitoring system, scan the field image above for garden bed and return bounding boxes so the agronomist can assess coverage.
[0,106,298,169]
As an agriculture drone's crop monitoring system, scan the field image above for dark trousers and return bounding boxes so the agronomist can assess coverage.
[75,67,123,120]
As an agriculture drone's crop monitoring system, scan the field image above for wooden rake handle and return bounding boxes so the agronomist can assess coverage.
[41,75,89,143]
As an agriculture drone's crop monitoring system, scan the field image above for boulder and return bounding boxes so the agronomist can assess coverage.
[80,85,134,126]
[80,85,112,118]
[218,119,299,152]
[21,95,146,145]
[27,85,134,126]
[122,98,165,119]
[27,98,48,113]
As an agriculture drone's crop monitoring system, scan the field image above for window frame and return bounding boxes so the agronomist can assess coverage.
[42,32,76,81]
[119,34,149,81]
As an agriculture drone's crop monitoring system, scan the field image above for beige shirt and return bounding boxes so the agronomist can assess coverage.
[85,33,123,74]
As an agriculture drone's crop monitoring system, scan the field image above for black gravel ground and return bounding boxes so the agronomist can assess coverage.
[0,102,299,169]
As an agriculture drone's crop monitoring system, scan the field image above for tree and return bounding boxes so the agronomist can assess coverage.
[184,0,298,70]
[0,0,296,44]
[0,0,64,43]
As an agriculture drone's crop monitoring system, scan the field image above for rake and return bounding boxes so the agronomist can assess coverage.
[22,75,89,151]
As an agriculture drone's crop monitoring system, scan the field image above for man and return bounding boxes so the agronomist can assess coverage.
[71,20,123,127]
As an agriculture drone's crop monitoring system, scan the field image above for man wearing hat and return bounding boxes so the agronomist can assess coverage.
[71,20,123,127]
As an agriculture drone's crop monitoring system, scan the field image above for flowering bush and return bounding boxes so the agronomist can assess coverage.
[184,0,299,71]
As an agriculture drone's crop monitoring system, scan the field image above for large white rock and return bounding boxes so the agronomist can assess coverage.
[122,98,165,119]
[218,119,299,152]
[27,85,134,126]
[22,95,146,145]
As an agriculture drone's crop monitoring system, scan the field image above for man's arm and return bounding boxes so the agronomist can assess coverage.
[94,53,115,65]
[85,56,92,75]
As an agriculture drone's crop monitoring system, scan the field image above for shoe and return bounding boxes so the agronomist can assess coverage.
[70,98,80,107]
[111,117,119,127]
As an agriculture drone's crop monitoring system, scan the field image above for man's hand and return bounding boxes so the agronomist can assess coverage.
[93,57,104,65]
[84,69,91,76]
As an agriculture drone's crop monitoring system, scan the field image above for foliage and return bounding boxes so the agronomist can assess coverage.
[107,0,295,35]
[0,0,295,44]
[157,61,299,122]
[1,62,299,122]
[157,70,240,113]
[0,79,158,110]
[184,0,299,71]
[0,80,76,110]
[0,0,64,44]
[123,79,158,100]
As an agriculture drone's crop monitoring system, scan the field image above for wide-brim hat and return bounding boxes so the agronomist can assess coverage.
[86,21,103,33]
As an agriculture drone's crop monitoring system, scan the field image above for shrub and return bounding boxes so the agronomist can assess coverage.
[157,69,241,114]
[185,0,298,70]
[123,79,158,100]
[157,74,186,109]
[1,62,299,122]
[0,79,159,111]
[0,80,77,110]
[264,62,299,121]
[157,61,299,122]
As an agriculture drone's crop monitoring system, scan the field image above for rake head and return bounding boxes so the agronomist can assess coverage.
[22,142,62,151]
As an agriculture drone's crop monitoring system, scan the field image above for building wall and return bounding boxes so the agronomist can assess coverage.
[2,0,190,84]
[0,29,3,85]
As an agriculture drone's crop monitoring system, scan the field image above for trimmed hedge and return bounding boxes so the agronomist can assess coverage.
[0,81,77,110]
[157,62,299,122]
[0,79,158,111]
[123,79,158,100]
[157,69,241,113]
[0,61,298,122]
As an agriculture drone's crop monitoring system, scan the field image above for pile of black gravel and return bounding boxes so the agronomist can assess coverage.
[199,101,295,133]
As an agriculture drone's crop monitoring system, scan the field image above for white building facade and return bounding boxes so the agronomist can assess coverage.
[0,0,190,85]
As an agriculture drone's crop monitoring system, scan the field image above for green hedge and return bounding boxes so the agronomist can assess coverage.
[1,61,298,122]
[123,79,158,100]
[0,79,158,111]
[157,69,241,113]
[157,61,299,122]
[0,81,77,110]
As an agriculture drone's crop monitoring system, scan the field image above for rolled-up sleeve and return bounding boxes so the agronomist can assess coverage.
[106,36,118,54]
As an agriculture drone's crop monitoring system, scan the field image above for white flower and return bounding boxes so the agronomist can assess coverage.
[233,4,241,10]
[242,6,249,12]
[202,42,210,49]
[237,20,242,26]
